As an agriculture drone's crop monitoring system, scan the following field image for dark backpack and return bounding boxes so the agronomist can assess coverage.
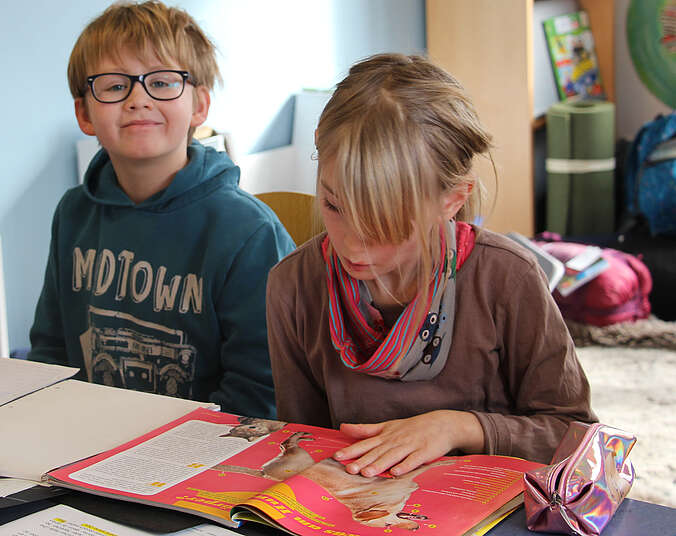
[623,112,676,236]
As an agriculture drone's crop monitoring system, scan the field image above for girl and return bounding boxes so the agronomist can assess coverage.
[266,54,596,477]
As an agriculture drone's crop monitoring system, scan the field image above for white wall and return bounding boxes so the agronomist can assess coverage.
[615,0,673,140]
[0,0,425,352]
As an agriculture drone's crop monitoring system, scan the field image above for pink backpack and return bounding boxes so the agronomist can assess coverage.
[535,240,652,327]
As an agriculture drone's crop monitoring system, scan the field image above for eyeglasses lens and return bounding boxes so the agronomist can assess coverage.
[144,71,185,99]
[92,71,185,102]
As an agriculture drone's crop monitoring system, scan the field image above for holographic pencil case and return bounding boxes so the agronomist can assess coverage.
[523,421,636,536]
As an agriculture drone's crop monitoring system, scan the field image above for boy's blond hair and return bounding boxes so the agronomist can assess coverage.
[316,53,495,299]
[68,1,220,100]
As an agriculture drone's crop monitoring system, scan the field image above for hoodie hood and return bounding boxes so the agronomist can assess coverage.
[82,141,240,212]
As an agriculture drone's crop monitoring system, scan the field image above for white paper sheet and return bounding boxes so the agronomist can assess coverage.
[1,504,240,535]
[0,477,38,497]
[0,379,218,482]
[0,359,79,406]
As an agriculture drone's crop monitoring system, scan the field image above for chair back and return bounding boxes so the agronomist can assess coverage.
[255,191,322,246]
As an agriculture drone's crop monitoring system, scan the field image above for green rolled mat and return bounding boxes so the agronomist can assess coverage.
[546,100,616,236]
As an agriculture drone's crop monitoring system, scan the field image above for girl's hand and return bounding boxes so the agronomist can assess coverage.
[333,410,484,477]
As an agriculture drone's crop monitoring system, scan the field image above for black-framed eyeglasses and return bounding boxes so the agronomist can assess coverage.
[86,70,193,103]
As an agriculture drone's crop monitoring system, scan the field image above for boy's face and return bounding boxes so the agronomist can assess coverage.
[74,48,209,170]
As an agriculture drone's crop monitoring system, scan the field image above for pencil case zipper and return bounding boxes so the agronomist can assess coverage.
[550,422,604,508]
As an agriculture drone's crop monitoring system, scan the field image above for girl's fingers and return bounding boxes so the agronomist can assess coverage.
[334,435,383,462]
[359,444,414,477]
[389,449,434,476]
[334,412,461,476]
[345,446,385,475]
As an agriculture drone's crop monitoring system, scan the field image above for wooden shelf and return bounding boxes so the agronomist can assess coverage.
[427,0,614,236]
[427,0,534,236]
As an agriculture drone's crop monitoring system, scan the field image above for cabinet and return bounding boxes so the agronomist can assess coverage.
[426,0,614,236]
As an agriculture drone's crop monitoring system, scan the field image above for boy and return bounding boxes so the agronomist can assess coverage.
[28,1,295,418]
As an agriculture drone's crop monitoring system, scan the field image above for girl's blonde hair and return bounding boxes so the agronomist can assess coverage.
[316,53,495,299]
[68,1,220,138]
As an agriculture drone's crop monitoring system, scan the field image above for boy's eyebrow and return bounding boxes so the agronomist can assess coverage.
[93,64,176,74]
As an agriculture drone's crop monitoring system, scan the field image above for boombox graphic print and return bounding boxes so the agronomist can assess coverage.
[79,305,197,399]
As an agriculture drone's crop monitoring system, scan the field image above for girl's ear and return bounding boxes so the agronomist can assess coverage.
[440,186,470,221]
[74,98,96,136]
[190,86,210,128]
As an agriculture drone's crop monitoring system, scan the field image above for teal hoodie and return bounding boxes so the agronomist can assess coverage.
[28,142,295,418]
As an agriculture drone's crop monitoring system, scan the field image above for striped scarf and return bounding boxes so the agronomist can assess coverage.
[322,220,475,381]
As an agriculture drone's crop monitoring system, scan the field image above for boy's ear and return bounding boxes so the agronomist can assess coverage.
[74,98,96,136]
[440,186,470,221]
[190,86,210,128]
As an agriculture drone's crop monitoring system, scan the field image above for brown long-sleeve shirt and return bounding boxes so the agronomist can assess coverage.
[266,229,596,464]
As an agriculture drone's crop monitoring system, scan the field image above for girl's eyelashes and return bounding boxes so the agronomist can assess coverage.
[322,198,341,213]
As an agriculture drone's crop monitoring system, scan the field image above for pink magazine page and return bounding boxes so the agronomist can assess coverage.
[235,452,543,535]
[45,408,350,527]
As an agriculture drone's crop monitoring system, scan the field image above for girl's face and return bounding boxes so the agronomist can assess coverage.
[318,170,422,294]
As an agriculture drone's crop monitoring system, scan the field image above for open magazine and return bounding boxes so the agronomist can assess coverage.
[44,408,542,536]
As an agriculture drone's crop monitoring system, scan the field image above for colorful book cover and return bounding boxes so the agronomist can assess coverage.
[543,10,605,101]
[45,408,543,536]
[557,257,610,297]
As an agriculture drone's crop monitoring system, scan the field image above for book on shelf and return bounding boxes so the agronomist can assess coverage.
[43,407,543,536]
[542,10,605,101]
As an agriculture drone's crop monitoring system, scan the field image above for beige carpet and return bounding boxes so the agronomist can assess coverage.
[567,316,676,350]
[575,345,676,508]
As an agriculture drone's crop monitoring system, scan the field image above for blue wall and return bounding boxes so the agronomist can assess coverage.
[0,0,425,352]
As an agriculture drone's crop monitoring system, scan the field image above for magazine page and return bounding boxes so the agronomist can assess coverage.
[1,504,241,536]
[232,441,543,536]
[45,408,351,528]
[44,407,542,535]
